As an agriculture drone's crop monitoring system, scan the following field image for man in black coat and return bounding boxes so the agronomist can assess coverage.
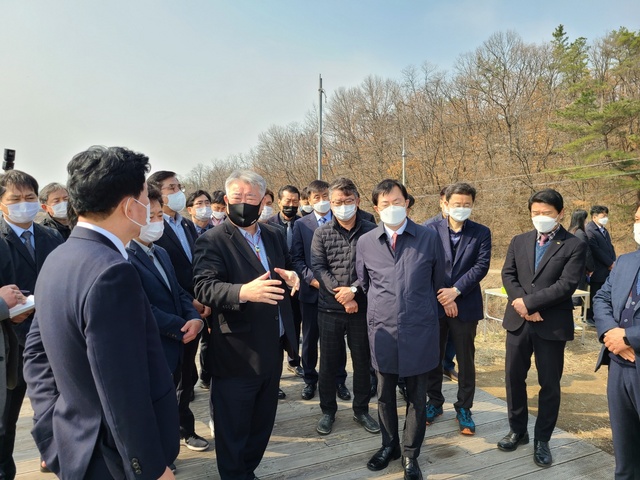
[497,189,586,468]
[193,170,300,480]
[586,205,616,325]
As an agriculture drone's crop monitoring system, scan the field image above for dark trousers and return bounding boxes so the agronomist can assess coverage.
[505,322,566,441]
[607,361,640,480]
[427,316,477,410]
[211,356,282,480]
[287,294,302,367]
[199,329,211,384]
[300,301,346,386]
[377,371,428,459]
[442,332,456,371]
[318,311,370,416]
[587,280,605,321]
[0,347,26,480]
[176,336,199,437]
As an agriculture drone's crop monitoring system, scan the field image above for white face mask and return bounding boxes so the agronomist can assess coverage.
[532,215,558,234]
[598,217,609,226]
[139,220,164,243]
[125,197,150,228]
[332,204,357,222]
[301,204,314,213]
[634,223,640,245]
[50,201,68,219]
[211,210,226,220]
[166,190,186,213]
[194,206,213,222]
[448,207,472,222]
[2,201,41,224]
[313,199,331,214]
[379,205,407,227]
[259,205,274,221]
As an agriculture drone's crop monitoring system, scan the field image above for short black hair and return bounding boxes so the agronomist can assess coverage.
[186,190,212,208]
[0,170,39,200]
[307,180,329,195]
[407,194,415,209]
[445,182,476,202]
[590,205,609,216]
[147,184,164,207]
[211,190,225,205]
[439,186,448,197]
[568,209,588,233]
[278,185,300,200]
[328,177,358,198]
[371,179,408,206]
[300,186,310,201]
[38,182,67,204]
[67,146,150,218]
[528,189,563,213]
[147,170,177,191]
[265,188,275,202]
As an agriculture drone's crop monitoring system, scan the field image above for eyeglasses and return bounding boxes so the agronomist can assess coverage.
[162,183,185,193]
[330,199,356,207]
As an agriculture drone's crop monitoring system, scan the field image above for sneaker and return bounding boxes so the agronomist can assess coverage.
[574,323,583,332]
[181,433,210,451]
[426,404,443,425]
[456,408,475,435]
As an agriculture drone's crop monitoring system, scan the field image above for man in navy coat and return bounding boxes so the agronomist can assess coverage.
[357,179,444,480]
[586,205,616,325]
[593,200,640,479]
[23,146,179,480]
[425,182,491,436]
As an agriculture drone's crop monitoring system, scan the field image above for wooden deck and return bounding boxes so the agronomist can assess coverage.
[14,360,615,479]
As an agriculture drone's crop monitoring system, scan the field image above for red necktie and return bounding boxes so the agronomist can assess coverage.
[391,232,398,251]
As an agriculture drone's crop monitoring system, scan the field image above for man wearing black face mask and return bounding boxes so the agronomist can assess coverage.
[267,185,304,378]
[193,170,300,480]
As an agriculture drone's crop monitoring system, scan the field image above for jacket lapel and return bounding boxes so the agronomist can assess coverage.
[226,222,266,275]
[162,219,191,262]
[436,220,453,263]
[130,242,172,294]
[532,227,567,280]
[453,223,473,267]
[0,218,37,270]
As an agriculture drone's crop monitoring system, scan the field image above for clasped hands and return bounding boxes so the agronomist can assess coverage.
[333,286,358,314]
[604,327,636,363]
[437,287,459,318]
[239,269,300,305]
[512,297,543,322]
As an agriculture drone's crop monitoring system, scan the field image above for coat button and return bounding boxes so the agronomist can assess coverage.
[531,283,535,288]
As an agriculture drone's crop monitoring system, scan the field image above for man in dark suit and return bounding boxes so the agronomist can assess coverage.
[497,189,586,468]
[127,186,207,460]
[593,200,640,479]
[23,146,179,480]
[147,171,210,451]
[0,170,64,479]
[425,183,491,436]
[357,179,445,480]
[586,205,616,326]
[193,170,300,480]
[291,180,349,401]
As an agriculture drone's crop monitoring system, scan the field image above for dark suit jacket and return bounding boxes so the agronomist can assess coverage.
[23,227,179,479]
[0,217,64,345]
[155,215,198,295]
[593,250,640,370]
[127,241,201,373]
[0,238,19,416]
[585,221,616,283]
[501,226,587,341]
[424,212,445,226]
[426,218,492,322]
[291,212,330,304]
[193,220,298,377]
[572,228,595,273]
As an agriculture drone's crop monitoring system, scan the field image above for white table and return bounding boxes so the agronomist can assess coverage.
[483,288,589,343]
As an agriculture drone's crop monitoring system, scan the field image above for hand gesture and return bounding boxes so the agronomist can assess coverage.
[344,299,358,314]
[524,312,543,322]
[239,271,285,305]
[437,287,458,306]
[0,285,26,309]
[181,319,203,344]
[274,268,300,295]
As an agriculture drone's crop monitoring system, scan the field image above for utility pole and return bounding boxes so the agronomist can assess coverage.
[317,74,324,180]
[401,137,406,185]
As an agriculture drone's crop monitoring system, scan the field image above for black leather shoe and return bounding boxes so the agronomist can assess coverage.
[367,444,401,471]
[337,383,351,401]
[278,388,286,399]
[301,383,316,400]
[497,430,529,451]
[533,439,552,467]
[402,457,423,480]
[316,413,335,435]
[353,412,380,434]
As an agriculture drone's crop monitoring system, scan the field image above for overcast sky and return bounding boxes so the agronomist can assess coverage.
[1,0,637,187]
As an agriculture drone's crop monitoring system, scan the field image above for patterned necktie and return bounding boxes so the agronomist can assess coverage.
[318,216,326,226]
[21,231,36,261]
[538,233,549,247]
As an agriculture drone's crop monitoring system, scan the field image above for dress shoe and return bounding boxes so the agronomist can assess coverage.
[301,383,316,400]
[287,364,304,377]
[497,430,529,451]
[353,412,380,434]
[278,388,286,399]
[402,457,423,480]
[336,383,351,400]
[316,413,335,435]
[443,368,458,383]
[533,439,552,467]
[366,444,401,471]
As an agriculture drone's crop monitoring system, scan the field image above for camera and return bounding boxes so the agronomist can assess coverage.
[3,149,15,171]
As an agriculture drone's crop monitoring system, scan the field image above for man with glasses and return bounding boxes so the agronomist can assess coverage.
[186,190,214,237]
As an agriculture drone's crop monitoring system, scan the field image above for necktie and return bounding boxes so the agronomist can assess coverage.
[538,233,549,247]
[285,221,293,249]
[21,231,35,261]
[391,232,398,251]
[318,217,326,226]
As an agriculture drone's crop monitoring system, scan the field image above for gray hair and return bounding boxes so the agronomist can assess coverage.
[39,182,68,204]
[224,170,267,197]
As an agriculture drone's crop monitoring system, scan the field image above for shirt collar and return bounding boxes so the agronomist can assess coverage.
[239,224,262,243]
[383,218,408,240]
[4,217,34,238]
[313,211,332,223]
[76,221,128,259]
[131,238,152,254]
[163,212,182,225]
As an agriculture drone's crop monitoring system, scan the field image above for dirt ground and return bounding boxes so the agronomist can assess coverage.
[477,272,613,455]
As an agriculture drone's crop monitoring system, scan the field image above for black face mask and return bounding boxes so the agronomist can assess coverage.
[281,206,298,219]
[227,203,261,228]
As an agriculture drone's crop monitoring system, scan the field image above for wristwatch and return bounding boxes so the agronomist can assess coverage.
[350,286,358,294]
[453,287,461,296]
[623,335,631,346]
